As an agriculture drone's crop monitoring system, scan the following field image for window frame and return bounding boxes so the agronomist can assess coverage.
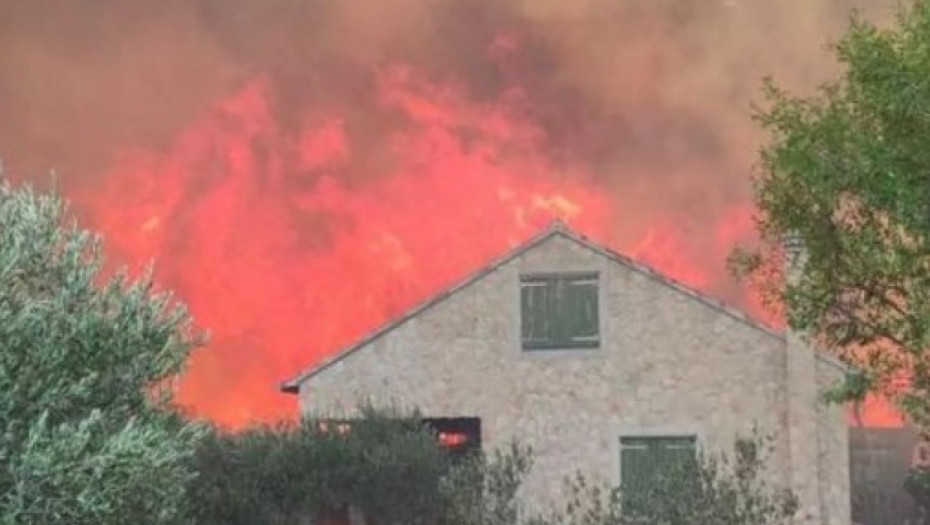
[519,271,601,351]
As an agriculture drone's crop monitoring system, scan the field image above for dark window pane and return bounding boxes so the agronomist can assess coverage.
[520,273,599,350]
[421,417,482,462]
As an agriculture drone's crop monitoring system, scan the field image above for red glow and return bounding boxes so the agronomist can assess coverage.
[438,432,468,448]
[68,65,903,431]
[75,66,617,429]
[850,395,905,428]
[318,422,353,435]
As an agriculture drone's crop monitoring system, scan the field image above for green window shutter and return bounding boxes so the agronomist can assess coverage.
[562,277,598,345]
[550,278,568,344]
[619,436,697,515]
[521,280,553,345]
[520,273,599,350]
[620,440,652,506]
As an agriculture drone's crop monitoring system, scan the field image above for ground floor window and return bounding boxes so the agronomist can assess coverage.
[619,435,698,513]
[421,417,481,459]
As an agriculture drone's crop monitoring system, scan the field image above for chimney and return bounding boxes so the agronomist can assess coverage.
[783,231,823,525]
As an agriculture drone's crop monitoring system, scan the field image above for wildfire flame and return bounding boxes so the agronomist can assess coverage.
[76,72,620,427]
[0,0,903,429]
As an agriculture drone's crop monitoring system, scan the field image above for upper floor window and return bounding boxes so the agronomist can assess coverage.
[520,272,599,350]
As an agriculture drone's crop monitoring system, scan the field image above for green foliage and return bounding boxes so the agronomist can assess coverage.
[537,434,797,525]
[188,403,534,525]
[189,405,795,525]
[0,176,205,525]
[905,465,930,522]
[440,441,534,525]
[735,0,930,424]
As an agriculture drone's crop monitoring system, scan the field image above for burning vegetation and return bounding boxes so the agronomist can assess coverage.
[0,0,900,428]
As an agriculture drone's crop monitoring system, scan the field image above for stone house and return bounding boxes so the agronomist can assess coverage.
[281,222,851,525]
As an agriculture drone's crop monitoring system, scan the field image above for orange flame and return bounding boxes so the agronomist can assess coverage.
[68,65,908,430]
[75,69,620,428]
[1,2,899,430]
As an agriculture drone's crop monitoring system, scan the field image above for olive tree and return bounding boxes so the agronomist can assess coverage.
[0,175,205,525]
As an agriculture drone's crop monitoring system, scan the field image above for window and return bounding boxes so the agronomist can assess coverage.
[421,417,482,460]
[520,272,599,350]
[619,436,698,514]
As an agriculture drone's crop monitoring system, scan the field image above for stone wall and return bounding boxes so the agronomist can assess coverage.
[816,358,852,525]
[296,232,847,521]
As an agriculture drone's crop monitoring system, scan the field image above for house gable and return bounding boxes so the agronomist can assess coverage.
[281,221,789,394]
[290,223,797,505]
[283,221,852,524]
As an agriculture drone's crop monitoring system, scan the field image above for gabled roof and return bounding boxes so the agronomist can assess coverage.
[281,220,829,394]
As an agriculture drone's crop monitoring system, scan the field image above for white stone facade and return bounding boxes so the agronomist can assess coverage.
[284,225,851,525]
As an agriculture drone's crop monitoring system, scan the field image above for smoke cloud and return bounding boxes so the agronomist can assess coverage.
[1,0,890,181]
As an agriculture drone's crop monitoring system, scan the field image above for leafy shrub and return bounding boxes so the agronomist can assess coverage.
[188,403,532,525]
[537,433,797,525]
